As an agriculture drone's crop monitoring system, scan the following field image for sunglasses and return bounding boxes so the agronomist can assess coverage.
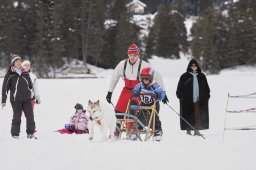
[141,76,150,81]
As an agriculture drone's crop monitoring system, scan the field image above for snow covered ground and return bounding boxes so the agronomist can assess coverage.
[0,57,256,170]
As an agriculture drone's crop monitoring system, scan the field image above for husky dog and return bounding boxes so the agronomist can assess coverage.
[87,100,117,141]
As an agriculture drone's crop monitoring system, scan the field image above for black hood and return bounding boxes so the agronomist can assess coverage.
[186,59,201,73]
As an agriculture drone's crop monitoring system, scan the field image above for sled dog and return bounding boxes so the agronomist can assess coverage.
[87,100,117,141]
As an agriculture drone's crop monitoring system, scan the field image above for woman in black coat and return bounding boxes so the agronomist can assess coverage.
[176,59,210,136]
[1,56,36,139]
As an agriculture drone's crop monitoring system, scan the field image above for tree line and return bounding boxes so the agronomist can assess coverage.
[0,0,255,77]
[190,0,256,73]
[0,0,138,77]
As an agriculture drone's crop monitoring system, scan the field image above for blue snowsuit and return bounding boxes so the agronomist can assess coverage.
[132,82,165,133]
[132,82,166,104]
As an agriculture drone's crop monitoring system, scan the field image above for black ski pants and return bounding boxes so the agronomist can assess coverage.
[10,99,35,136]
[114,101,162,133]
[137,101,162,133]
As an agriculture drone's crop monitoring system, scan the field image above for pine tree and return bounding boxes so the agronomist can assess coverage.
[0,1,39,68]
[154,5,178,58]
[87,0,106,66]
[61,1,81,62]
[191,8,222,73]
[191,1,256,73]
[0,1,13,67]
[144,26,156,59]
[140,0,161,13]
[234,0,256,65]
[100,26,117,68]
[114,14,139,65]
[50,0,64,77]
[247,1,256,65]
[33,0,55,78]
[187,0,214,16]
[227,1,249,67]
[101,0,139,68]
[149,4,187,59]
[20,2,38,61]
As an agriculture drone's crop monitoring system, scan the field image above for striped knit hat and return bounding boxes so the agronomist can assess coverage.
[11,55,21,65]
[128,44,140,55]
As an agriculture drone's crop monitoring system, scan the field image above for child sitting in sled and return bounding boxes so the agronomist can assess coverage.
[65,103,89,134]
[131,67,166,141]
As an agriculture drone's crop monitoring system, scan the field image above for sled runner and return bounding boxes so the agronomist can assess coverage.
[115,93,160,141]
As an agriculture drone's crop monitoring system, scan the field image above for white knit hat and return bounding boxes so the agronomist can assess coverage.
[22,60,31,67]
[11,55,21,65]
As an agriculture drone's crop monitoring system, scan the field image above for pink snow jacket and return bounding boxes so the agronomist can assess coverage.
[69,111,89,131]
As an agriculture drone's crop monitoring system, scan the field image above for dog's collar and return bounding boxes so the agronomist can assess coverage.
[92,115,102,125]
[96,120,101,125]
[92,117,101,125]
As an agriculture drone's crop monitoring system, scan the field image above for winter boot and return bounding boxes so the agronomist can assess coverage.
[186,130,192,135]
[155,135,162,142]
[194,130,202,136]
[12,135,19,139]
[114,123,121,138]
[129,133,139,141]
[114,130,120,138]
[27,134,37,139]
[155,130,163,142]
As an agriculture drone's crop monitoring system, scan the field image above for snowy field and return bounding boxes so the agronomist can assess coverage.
[0,57,256,170]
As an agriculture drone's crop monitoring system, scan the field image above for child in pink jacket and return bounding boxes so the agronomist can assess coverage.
[68,103,89,134]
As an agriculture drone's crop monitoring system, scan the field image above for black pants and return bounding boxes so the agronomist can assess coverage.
[10,100,36,136]
[138,102,162,132]
[126,100,162,132]
[115,101,162,133]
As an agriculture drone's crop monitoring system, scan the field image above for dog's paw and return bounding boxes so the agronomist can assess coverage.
[89,137,93,140]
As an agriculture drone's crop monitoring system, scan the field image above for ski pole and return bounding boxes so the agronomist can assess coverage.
[165,103,205,139]
[110,102,115,109]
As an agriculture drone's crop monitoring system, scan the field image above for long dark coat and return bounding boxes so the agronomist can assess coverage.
[176,59,210,130]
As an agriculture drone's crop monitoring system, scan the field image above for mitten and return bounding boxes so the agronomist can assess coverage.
[162,95,169,104]
[106,92,112,103]
[151,92,158,98]
[1,103,6,108]
[35,97,41,104]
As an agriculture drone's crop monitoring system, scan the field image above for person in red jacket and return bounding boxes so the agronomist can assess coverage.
[106,44,168,136]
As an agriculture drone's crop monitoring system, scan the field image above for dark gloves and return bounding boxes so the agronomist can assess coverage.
[106,92,112,103]
[1,103,6,109]
[35,97,41,104]
[162,95,169,104]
